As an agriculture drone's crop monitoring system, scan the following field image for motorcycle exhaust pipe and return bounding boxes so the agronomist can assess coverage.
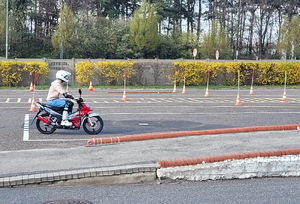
[38,116,49,124]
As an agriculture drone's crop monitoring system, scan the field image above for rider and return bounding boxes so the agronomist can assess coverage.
[46,70,74,126]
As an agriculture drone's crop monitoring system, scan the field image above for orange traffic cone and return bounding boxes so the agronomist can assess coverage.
[235,94,242,106]
[122,90,127,101]
[182,85,186,94]
[282,90,287,101]
[29,82,34,92]
[29,98,37,112]
[249,85,254,95]
[88,81,94,91]
[204,88,210,97]
[172,83,177,93]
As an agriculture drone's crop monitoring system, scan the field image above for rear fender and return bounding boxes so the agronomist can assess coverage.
[31,110,42,125]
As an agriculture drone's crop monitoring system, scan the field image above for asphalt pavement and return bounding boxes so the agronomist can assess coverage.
[1,126,300,187]
[1,88,300,187]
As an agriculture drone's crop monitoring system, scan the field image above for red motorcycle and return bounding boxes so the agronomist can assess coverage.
[33,89,104,135]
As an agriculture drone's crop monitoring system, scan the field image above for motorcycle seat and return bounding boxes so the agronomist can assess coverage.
[38,102,64,111]
[46,105,64,111]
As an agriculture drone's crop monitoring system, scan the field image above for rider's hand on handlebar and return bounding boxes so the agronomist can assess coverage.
[63,93,74,99]
[77,97,83,102]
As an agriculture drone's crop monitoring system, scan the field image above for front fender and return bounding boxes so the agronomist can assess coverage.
[87,113,100,117]
[81,113,100,124]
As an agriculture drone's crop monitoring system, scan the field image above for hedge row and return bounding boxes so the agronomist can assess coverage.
[170,61,300,86]
[0,61,48,86]
[75,61,300,86]
[1,61,300,86]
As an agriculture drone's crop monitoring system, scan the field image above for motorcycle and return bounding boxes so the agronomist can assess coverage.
[32,89,104,135]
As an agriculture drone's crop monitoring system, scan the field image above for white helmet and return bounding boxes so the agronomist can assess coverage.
[56,70,71,82]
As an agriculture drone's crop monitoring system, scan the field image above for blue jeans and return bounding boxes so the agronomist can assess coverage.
[47,99,67,107]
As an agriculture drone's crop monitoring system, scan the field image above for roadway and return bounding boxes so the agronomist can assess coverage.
[0,87,299,152]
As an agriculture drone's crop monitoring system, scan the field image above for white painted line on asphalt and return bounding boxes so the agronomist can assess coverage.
[100,111,300,115]
[39,98,43,102]
[5,98,10,103]
[28,98,31,103]
[139,123,149,126]
[23,114,30,141]
[29,139,87,142]
[17,98,21,103]
[102,112,180,115]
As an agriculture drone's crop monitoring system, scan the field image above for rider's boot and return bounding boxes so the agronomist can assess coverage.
[61,109,72,126]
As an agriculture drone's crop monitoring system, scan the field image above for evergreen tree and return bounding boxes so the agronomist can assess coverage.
[51,5,76,59]
[130,0,159,58]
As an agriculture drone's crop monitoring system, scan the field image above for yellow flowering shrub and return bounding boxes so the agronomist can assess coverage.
[23,61,48,84]
[171,61,300,86]
[96,61,135,85]
[282,62,300,85]
[0,61,24,86]
[75,61,135,86]
[0,61,47,86]
[74,61,96,86]
[171,61,223,85]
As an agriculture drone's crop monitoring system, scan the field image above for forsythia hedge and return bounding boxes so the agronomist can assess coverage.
[0,61,48,86]
[171,61,300,86]
[75,61,135,85]
[74,61,96,86]
[2,60,300,87]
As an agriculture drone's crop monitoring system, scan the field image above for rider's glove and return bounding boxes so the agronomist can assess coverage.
[63,93,74,99]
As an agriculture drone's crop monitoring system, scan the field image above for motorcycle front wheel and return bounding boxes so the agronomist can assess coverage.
[83,116,104,135]
[36,113,57,134]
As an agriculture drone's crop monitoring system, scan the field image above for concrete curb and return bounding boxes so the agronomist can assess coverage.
[0,163,159,188]
[157,154,300,181]
[2,149,300,188]
[86,124,299,146]
[158,148,300,168]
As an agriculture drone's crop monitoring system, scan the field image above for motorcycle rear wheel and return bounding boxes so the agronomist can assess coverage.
[83,116,104,135]
[36,113,57,134]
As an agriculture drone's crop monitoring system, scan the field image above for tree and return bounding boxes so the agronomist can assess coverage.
[130,0,159,58]
[51,5,76,58]
[0,0,6,56]
[278,16,300,59]
[75,11,110,58]
[201,20,230,59]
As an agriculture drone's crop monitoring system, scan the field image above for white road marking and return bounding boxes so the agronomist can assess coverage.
[29,139,88,142]
[5,98,10,103]
[17,98,21,102]
[139,123,149,126]
[23,114,30,141]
